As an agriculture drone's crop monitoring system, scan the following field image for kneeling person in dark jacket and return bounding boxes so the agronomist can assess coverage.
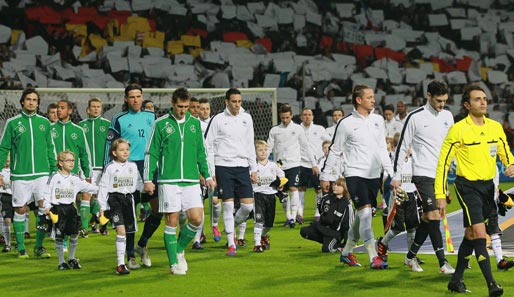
[300,177,352,252]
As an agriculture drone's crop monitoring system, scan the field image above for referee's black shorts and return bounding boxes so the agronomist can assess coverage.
[454,176,496,229]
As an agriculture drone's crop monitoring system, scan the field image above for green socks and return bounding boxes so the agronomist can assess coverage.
[80,200,90,230]
[164,226,178,266]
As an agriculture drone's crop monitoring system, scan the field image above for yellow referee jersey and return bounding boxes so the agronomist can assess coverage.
[435,115,514,199]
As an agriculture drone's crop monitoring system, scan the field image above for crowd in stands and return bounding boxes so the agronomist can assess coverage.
[0,0,514,125]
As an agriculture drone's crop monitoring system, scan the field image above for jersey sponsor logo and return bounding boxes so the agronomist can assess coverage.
[443,121,450,128]
[107,131,115,140]
[190,125,196,133]
[39,124,46,132]
[71,133,78,140]
[146,118,153,127]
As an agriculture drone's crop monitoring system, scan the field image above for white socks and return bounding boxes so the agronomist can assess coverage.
[116,235,126,266]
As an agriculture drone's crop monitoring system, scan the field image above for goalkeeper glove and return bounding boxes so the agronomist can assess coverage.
[498,190,514,216]
[49,210,59,224]
[394,187,408,205]
[99,212,110,225]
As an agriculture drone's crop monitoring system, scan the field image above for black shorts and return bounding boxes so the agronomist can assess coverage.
[1,194,13,219]
[107,193,137,233]
[345,176,380,209]
[53,203,81,238]
[215,166,253,200]
[412,176,438,213]
[390,192,421,232]
[254,192,276,228]
[135,160,158,203]
[27,201,37,211]
[454,177,496,229]
[298,166,320,190]
[284,167,301,189]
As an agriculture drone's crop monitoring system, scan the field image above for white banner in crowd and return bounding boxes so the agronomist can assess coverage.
[446,71,468,85]
[247,2,265,14]
[487,70,508,84]
[335,3,354,18]
[428,14,448,26]
[342,21,365,44]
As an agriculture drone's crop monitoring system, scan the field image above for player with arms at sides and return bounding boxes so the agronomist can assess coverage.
[389,80,455,274]
[320,85,392,269]
[144,88,214,274]
[298,108,330,224]
[0,88,58,259]
[436,84,513,296]
[267,104,318,228]
[79,98,110,235]
[204,88,257,256]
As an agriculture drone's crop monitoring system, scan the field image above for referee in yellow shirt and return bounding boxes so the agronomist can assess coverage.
[435,84,514,296]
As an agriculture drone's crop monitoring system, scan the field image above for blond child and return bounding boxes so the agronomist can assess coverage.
[98,139,143,275]
[252,140,286,252]
[44,150,98,270]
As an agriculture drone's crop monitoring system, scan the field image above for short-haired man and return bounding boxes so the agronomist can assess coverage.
[197,98,222,242]
[320,85,392,269]
[436,84,511,296]
[0,88,57,258]
[188,97,200,118]
[298,108,330,224]
[47,103,58,123]
[389,80,455,274]
[326,109,344,138]
[383,104,403,138]
[395,101,408,124]
[144,87,214,274]
[198,98,211,133]
[205,88,257,256]
[79,98,110,234]
[268,104,318,228]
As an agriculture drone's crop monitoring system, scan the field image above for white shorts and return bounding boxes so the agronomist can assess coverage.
[11,177,48,208]
[158,184,203,213]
